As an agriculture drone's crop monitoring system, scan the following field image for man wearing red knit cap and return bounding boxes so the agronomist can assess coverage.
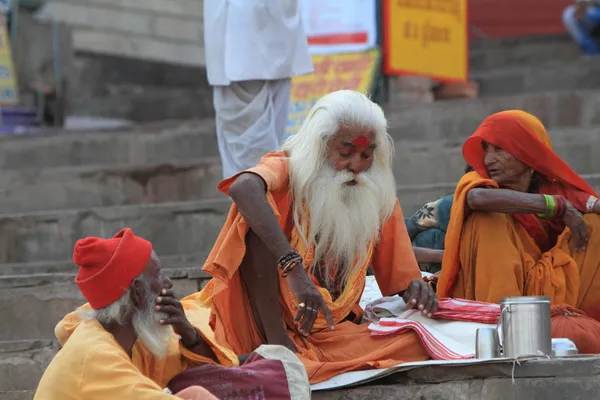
[34,228,236,400]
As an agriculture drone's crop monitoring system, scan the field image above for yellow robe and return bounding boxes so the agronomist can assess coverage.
[34,320,219,400]
[53,304,239,389]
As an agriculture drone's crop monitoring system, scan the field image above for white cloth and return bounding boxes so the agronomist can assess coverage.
[253,345,311,400]
[203,0,314,85]
[214,79,291,178]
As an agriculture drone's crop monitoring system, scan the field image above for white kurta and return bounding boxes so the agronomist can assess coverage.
[203,0,314,178]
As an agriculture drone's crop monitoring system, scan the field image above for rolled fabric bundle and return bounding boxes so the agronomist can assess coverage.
[551,304,600,355]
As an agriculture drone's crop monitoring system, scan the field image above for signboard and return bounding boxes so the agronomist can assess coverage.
[383,0,468,82]
[301,0,377,55]
[0,16,17,105]
[286,48,380,136]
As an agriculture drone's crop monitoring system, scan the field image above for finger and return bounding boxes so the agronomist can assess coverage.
[423,292,436,317]
[155,304,181,315]
[294,301,306,324]
[403,281,420,308]
[429,294,439,315]
[159,316,186,325]
[156,296,182,308]
[300,300,317,336]
[160,288,175,297]
[417,282,429,311]
[320,300,335,330]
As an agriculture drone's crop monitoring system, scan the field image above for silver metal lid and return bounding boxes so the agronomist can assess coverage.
[500,296,551,305]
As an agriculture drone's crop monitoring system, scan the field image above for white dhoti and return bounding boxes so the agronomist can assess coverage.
[213,79,291,179]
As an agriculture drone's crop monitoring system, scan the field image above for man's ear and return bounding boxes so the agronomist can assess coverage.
[130,279,145,309]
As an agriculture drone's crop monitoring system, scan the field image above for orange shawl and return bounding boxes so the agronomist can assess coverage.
[438,110,597,299]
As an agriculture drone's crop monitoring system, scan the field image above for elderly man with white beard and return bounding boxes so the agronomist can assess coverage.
[34,228,235,400]
[192,90,438,384]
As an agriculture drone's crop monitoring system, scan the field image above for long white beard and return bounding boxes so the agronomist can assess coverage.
[133,290,172,359]
[301,164,395,288]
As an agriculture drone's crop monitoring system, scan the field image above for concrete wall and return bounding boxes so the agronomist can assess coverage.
[36,0,205,66]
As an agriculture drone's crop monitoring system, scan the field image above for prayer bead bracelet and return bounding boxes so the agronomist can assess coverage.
[280,256,302,277]
[277,249,299,268]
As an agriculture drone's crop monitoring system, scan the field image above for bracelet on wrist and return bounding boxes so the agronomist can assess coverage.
[537,194,557,219]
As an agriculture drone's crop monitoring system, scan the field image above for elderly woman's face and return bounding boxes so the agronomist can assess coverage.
[482,141,531,189]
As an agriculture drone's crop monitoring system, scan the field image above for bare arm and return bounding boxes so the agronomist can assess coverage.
[229,173,292,259]
[413,247,444,264]
[467,188,547,214]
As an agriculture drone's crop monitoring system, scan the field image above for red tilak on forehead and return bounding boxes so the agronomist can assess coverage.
[352,135,370,148]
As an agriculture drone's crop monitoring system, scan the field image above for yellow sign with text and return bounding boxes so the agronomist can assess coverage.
[0,17,18,105]
[383,0,468,82]
[286,48,380,136]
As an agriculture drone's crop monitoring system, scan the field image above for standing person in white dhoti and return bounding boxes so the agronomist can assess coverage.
[203,0,314,179]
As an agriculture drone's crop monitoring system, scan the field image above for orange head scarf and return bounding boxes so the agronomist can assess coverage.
[462,110,597,197]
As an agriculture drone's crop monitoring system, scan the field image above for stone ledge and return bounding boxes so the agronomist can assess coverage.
[314,357,600,400]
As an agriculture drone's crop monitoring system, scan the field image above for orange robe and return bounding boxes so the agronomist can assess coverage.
[437,110,600,321]
[187,151,428,384]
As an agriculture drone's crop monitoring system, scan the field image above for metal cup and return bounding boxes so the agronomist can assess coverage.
[476,327,499,359]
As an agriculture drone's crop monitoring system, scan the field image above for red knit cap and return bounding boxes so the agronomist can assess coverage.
[73,228,153,310]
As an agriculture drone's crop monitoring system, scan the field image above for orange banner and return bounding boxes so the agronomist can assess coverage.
[286,49,380,136]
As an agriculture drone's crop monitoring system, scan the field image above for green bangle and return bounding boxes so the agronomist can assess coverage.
[537,194,556,219]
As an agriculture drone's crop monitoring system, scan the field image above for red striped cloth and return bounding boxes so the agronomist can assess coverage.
[369,317,475,360]
[433,298,500,324]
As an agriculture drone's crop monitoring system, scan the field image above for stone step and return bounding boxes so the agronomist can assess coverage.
[393,136,600,187]
[0,183,454,266]
[0,158,222,213]
[0,263,211,342]
[472,59,600,97]
[0,340,57,392]
[468,34,581,71]
[385,89,600,143]
[2,89,600,172]
[0,119,218,171]
[4,126,598,213]
[0,198,231,265]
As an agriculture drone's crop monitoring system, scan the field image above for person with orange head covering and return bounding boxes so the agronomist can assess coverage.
[437,110,600,321]
[35,228,233,400]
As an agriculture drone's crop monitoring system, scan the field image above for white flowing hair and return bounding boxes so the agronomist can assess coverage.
[281,90,397,287]
[80,273,171,358]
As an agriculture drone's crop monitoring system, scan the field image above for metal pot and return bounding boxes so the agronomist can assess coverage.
[498,296,552,358]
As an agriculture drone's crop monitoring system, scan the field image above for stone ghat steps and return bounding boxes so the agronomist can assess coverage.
[472,58,600,97]
[2,88,600,173]
[0,183,464,267]
[468,33,582,71]
[0,126,594,214]
[384,88,600,143]
[0,173,598,273]
[0,158,222,213]
[1,175,600,342]
[0,340,58,392]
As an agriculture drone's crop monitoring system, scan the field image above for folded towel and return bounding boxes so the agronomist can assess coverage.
[368,311,495,360]
[364,295,500,324]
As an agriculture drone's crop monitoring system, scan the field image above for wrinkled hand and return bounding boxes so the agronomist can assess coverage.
[286,264,335,337]
[563,199,589,252]
[401,279,438,317]
[156,289,196,345]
